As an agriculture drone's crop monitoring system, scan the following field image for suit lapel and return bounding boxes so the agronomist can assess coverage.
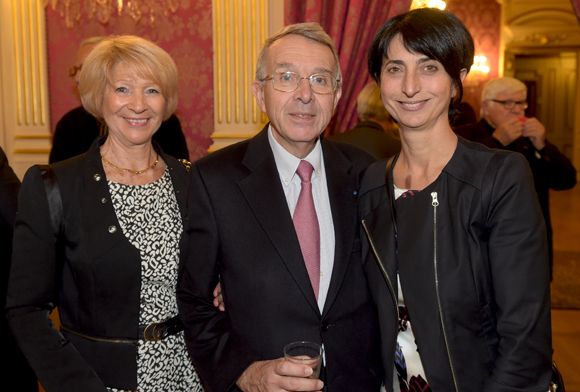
[320,140,358,317]
[237,127,320,314]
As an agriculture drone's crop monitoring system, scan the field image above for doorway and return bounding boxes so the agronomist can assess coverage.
[514,53,576,159]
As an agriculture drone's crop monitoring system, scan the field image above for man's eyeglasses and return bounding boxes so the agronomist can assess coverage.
[262,72,340,95]
[491,99,528,110]
[69,64,82,78]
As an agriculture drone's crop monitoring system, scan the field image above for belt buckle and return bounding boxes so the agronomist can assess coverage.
[144,322,164,341]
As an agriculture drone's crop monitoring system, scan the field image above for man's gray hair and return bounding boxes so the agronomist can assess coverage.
[255,23,341,84]
[481,77,527,101]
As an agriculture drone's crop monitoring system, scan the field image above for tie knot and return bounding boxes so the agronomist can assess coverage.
[296,160,314,183]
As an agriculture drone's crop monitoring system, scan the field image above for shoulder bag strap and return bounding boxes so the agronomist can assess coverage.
[35,164,63,243]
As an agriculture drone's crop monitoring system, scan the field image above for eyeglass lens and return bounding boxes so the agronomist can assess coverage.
[493,99,528,110]
[268,72,336,94]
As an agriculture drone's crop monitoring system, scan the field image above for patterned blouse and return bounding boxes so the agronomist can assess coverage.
[106,169,201,392]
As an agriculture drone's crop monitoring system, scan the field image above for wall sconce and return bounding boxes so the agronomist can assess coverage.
[471,56,490,74]
[465,55,490,87]
[410,0,447,10]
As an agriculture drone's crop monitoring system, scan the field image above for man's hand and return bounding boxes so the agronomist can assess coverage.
[521,117,546,150]
[236,358,324,392]
[213,282,225,312]
[492,117,524,146]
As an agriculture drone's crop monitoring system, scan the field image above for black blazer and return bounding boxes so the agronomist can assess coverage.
[360,138,552,392]
[6,137,189,392]
[177,126,382,392]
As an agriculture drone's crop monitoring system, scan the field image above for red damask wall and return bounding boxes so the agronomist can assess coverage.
[45,1,213,161]
[446,0,501,118]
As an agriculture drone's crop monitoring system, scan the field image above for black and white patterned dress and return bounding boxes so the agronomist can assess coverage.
[106,169,202,392]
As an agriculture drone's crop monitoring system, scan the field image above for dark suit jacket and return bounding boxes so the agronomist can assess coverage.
[326,120,401,160]
[6,137,189,392]
[50,106,190,163]
[454,119,576,273]
[0,146,20,309]
[177,126,382,392]
[1,147,38,392]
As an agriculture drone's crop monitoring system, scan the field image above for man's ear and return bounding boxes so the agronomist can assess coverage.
[333,84,342,112]
[252,81,267,113]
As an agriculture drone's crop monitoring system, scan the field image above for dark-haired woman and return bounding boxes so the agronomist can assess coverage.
[360,8,551,392]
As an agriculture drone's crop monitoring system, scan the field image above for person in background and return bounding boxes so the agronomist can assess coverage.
[360,8,552,391]
[178,23,380,392]
[1,147,38,392]
[451,101,476,128]
[50,36,190,163]
[7,36,201,392]
[327,82,401,159]
[455,76,577,279]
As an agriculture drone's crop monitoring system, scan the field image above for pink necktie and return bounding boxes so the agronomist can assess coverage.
[293,160,320,300]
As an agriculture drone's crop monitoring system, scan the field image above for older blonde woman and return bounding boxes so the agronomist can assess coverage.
[7,36,201,392]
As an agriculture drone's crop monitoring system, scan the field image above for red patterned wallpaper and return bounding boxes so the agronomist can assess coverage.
[45,0,213,161]
[446,0,501,119]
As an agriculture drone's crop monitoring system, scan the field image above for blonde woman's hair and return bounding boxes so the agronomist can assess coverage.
[254,23,341,85]
[79,35,178,122]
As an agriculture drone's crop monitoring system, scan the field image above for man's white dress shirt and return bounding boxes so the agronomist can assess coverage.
[268,126,335,313]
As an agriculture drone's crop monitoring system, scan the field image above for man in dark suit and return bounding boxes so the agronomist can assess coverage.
[326,82,400,160]
[455,76,576,279]
[178,23,381,392]
[0,147,38,392]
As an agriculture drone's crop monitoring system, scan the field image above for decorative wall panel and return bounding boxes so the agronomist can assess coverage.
[45,0,214,161]
[446,0,501,118]
[211,0,283,151]
[0,0,51,178]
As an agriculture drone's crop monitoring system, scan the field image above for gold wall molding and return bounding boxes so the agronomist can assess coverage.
[12,0,48,126]
[14,134,51,139]
[211,133,256,139]
[1,0,51,179]
[211,0,283,151]
[13,148,51,154]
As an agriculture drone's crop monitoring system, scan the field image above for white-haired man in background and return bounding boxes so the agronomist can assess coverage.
[455,76,576,280]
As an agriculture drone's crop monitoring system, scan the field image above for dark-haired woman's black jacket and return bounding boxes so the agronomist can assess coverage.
[6,136,189,392]
[360,137,552,392]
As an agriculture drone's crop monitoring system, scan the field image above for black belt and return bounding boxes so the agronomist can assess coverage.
[139,314,184,342]
[61,315,184,344]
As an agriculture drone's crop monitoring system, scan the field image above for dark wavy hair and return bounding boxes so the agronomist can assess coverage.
[368,8,474,122]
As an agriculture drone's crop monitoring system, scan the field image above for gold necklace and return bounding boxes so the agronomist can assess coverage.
[101,153,159,174]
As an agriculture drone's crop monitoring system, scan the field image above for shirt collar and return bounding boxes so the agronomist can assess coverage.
[267,125,323,187]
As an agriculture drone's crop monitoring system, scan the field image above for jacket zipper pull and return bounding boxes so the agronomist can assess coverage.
[431,192,439,206]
